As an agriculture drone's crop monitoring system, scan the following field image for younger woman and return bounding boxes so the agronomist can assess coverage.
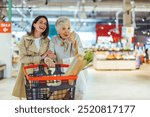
[12,15,52,99]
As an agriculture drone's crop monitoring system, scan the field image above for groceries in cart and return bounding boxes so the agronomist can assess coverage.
[24,64,77,100]
[31,64,64,86]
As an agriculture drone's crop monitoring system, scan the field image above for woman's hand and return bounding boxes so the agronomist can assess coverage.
[41,50,56,60]
[41,53,47,60]
[44,56,55,67]
[69,31,76,45]
[47,50,56,59]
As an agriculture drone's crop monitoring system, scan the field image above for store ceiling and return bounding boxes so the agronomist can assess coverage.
[1,0,150,33]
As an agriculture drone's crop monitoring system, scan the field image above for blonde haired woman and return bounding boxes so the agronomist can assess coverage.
[48,16,86,99]
[49,16,83,63]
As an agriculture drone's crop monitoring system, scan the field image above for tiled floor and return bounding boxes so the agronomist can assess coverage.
[0,63,150,100]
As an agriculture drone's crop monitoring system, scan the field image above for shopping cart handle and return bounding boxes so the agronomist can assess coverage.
[23,64,77,81]
[24,63,69,69]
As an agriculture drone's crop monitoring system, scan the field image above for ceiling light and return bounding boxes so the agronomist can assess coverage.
[142,19,145,22]
[108,22,112,25]
[108,32,111,35]
[142,31,146,34]
[83,22,87,26]
[137,42,140,45]
[101,27,104,29]
[142,18,146,22]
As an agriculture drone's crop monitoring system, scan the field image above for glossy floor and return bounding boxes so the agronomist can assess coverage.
[0,63,150,100]
[83,63,150,100]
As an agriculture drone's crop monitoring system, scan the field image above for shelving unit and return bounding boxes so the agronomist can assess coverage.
[93,50,137,70]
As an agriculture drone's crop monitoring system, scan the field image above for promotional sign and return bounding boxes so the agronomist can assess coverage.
[0,22,12,33]
[96,24,122,43]
[0,22,12,78]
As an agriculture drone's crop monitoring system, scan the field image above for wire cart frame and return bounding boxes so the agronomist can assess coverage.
[23,64,77,100]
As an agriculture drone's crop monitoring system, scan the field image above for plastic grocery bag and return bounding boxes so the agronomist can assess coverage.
[74,70,87,99]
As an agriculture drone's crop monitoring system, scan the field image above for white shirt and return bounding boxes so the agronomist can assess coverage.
[34,37,41,51]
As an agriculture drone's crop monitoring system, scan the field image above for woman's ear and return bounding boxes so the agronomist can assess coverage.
[33,23,36,28]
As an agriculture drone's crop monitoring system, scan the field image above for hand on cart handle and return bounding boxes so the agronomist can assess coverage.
[44,56,55,68]
[41,50,56,60]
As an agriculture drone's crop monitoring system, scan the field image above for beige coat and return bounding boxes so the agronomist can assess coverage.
[12,35,49,99]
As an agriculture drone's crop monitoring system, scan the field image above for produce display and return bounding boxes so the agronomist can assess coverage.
[106,54,116,60]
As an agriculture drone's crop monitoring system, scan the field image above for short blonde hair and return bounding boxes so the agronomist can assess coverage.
[55,16,71,33]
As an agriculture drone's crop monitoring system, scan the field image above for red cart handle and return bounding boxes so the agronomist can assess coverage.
[23,64,77,81]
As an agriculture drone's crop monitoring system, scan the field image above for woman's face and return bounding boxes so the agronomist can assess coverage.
[58,21,71,40]
[33,17,47,34]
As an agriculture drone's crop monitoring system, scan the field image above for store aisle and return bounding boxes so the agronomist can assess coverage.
[83,63,150,100]
[0,64,150,100]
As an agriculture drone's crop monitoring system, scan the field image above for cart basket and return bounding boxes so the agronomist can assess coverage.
[23,64,77,100]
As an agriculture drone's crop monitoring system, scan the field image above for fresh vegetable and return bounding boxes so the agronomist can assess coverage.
[84,50,94,65]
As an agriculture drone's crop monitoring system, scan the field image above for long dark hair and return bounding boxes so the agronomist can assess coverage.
[29,15,49,39]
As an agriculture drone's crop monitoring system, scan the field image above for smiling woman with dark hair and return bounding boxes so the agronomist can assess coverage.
[29,15,49,39]
[12,15,52,99]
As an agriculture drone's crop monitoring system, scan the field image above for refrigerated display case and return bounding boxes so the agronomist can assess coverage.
[93,50,137,70]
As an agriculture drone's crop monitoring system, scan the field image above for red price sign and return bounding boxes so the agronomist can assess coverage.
[0,22,12,33]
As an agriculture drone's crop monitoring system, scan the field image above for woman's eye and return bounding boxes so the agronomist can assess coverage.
[39,21,42,24]
[62,28,66,30]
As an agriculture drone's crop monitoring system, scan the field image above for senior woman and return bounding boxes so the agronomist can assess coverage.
[48,16,87,99]
[49,16,83,64]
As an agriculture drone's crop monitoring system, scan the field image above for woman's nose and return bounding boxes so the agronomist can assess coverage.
[66,30,70,33]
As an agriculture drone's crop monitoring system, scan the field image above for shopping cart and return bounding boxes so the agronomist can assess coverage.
[23,64,77,100]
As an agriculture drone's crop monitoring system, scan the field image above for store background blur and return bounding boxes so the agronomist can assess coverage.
[0,0,150,100]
